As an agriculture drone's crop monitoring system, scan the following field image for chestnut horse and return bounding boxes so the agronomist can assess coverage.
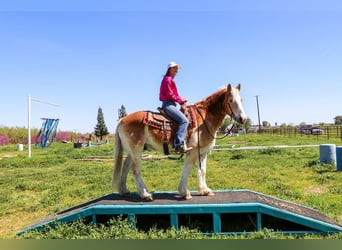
[112,84,247,200]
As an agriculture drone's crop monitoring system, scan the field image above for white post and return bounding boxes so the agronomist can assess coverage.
[28,95,31,157]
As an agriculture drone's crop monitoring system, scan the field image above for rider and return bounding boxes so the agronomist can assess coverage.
[159,61,192,154]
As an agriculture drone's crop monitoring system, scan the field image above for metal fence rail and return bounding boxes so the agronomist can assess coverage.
[259,126,342,140]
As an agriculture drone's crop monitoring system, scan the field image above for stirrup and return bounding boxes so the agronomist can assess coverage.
[175,144,193,154]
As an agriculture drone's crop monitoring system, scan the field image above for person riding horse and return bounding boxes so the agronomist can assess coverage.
[159,61,192,154]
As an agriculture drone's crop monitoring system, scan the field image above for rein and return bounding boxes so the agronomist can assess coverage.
[193,95,236,170]
[194,100,236,141]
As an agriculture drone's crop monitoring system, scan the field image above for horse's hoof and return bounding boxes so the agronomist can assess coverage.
[198,191,214,196]
[143,196,153,201]
[182,194,192,200]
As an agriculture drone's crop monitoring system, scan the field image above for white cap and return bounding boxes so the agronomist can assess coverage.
[167,61,181,69]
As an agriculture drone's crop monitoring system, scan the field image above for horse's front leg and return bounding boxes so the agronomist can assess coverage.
[178,153,196,199]
[197,153,214,196]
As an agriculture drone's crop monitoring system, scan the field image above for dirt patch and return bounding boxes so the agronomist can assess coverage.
[304,186,328,195]
[0,154,17,160]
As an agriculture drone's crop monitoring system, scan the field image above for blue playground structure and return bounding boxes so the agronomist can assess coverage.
[35,118,59,147]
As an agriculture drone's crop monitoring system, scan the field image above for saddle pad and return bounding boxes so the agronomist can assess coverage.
[143,106,197,131]
[143,111,172,130]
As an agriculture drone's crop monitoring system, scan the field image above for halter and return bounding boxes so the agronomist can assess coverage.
[224,90,238,122]
[195,90,237,140]
[194,109,229,170]
[193,90,238,170]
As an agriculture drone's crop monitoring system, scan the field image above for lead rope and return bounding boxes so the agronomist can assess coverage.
[195,106,235,140]
[194,106,202,170]
[193,98,237,170]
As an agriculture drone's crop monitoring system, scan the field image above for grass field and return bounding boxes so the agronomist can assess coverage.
[1,134,342,239]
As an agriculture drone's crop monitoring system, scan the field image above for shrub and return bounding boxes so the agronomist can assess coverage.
[55,131,70,142]
[0,134,9,146]
[259,147,282,155]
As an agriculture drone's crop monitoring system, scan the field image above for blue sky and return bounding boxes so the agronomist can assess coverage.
[1,1,342,133]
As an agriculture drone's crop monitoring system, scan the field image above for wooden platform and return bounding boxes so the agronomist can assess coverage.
[19,190,342,235]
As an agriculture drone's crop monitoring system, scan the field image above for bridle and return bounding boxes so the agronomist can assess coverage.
[193,91,238,170]
[194,91,237,140]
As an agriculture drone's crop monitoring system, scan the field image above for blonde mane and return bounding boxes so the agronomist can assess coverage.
[194,87,226,108]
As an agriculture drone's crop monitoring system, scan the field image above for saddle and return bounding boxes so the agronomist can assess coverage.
[142,105,197,155]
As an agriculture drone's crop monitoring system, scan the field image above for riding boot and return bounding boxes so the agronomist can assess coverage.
[175,143,193,154]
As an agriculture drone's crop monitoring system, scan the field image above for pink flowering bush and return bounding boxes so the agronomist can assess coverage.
[0,134,9,146]
[55,131,70,142]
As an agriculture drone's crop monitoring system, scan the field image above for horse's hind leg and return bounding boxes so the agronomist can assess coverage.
[119,154,152,200]
[130,153,153,200]
[118,155,132,196]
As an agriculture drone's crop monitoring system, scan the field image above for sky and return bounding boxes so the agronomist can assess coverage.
[1,0,342,133]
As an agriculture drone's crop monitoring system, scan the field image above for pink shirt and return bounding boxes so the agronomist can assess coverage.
[159,76,183,104]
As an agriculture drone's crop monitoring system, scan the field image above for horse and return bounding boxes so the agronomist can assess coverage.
[112,83,247,200]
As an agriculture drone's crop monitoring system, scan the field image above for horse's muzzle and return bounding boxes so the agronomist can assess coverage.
[236,115,247,124]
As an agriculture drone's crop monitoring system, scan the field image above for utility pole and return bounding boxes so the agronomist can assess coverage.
[255,95,261,132]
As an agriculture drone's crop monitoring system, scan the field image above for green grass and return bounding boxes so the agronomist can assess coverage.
[1,134,342,239]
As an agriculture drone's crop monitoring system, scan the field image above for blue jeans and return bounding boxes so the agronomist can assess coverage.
[162,101,189,147]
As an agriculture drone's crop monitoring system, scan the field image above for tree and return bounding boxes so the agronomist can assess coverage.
[219,116,252,133]
[262,121,271,127]
[94,106,109,140]
[219,116,233,133]
[118,105,127,121]
[334,115,342,125]
[244,117,252,130]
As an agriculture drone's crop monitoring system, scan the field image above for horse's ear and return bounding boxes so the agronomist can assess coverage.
[236,83,241,91]
[227,83,232,92]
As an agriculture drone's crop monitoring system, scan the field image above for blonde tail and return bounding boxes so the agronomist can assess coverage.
[112,125,123,191]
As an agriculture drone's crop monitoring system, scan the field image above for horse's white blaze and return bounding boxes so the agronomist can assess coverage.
[235,97,247,123]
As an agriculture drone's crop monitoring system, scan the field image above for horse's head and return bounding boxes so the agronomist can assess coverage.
[225,83,247,124]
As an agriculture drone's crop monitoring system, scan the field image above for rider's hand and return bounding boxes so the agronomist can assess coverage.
[181,98,187,105]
